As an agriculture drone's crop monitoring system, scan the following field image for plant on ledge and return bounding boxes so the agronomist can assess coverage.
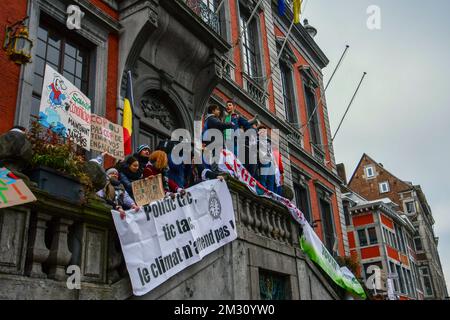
[27,119,93,192]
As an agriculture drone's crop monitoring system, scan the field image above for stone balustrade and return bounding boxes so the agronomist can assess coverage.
[0,176,302,299]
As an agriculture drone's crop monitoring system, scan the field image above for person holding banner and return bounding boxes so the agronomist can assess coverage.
[119,156,143,199]
[97,167,139,218]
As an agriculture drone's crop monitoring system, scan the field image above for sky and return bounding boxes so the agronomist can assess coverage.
[302,0,450,294]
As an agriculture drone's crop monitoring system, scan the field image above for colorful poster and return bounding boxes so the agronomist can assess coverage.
[39,64,91,150]
[90,114,125,160]
[131,175,165,207]
[0,168,37,209]
[112,179,237,296]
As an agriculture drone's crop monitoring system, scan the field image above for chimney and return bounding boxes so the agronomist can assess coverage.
[303,19,318,38]
[337,163,347,184]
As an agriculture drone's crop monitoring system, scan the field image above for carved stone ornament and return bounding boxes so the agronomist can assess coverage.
[140,98,177,132]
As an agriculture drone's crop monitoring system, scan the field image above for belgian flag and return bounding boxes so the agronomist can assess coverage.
[123,71,134,156]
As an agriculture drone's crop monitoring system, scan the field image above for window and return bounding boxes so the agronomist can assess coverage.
[357,227,378,247]
[293,183,311,224]
[405,201,416,214]
[32,21,90,117]
[379,181,390,193]
[305,84,321,146]
[280,62,298,124]
[259,270,288,300]
[319,198,335,253]
[389,262,399,292]
[414,237,423,251]
[343,203,351,226]
[239,7,259,78]
[396,264,406,294]
[395,225,406,253]
[365,166,375,178]
[406,269,415,297]
[357,229,368,247]
[420,267,434,297]
[368,227,378,245]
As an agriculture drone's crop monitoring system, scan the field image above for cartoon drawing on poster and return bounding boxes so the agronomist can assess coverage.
[38,64,91,150]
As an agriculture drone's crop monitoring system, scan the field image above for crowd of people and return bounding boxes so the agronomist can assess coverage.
[96,100,284,216]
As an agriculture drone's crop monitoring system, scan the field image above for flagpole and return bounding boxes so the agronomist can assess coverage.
[325,45,350,91]
[300,45,351,132]
[215,0,226,14]
[331,72,367,142]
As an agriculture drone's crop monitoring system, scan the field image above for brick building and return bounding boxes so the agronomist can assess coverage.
[0,0,351,299]
[347,154,448,299]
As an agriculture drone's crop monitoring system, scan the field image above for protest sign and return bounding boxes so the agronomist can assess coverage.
[131,175,165,207]
[90,114,125,160]
[0,168,37,209]
[39,64,91,150]
[217,149,366,299]
[112,179,237,296]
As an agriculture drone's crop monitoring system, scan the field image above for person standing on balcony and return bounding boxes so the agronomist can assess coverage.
[133,144,152,173]
[119,156,142,199]
[224,100,258,158]
[202,104,235,166]
[143,150,186,198]
[97,168,139,218]
[257,126,276,193]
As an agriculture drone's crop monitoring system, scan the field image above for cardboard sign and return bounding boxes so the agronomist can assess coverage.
[0,168,37,209]
[39,64,91,150]
[131,174,165,207]
[90,114,125,160]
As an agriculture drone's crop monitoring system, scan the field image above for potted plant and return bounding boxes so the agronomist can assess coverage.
[26,120,93,203]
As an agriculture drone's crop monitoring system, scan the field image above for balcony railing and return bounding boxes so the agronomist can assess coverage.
[222,56,236,82]
[185,0,221,35]
[242,73,269,108]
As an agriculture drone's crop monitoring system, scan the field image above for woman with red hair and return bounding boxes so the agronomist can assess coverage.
[143,150,185,197]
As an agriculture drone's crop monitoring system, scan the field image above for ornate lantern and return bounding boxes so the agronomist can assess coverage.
[3,18,33,65]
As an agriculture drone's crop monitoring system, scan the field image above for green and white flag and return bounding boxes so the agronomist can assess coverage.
[300,223,367,299]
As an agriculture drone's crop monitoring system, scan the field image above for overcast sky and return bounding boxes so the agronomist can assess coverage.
[302,0,450,293]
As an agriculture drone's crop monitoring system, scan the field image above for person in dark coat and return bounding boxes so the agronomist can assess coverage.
[118,156,142,199]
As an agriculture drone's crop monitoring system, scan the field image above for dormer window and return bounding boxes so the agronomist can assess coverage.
[365,166,375,178]
[379,181,390,193]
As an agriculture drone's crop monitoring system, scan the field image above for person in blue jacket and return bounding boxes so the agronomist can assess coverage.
[223,100,258,157]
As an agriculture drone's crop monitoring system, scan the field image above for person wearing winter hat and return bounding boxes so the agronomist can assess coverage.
[133,144,152,173]
[97,167,139,219]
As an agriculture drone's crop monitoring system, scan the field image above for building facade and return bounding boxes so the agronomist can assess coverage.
[347,154,448,299]
[0,0,351,299]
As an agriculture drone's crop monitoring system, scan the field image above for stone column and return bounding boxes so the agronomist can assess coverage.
[47,218,74,281]
[28,213,51,278]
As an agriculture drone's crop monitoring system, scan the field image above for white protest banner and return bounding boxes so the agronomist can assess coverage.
[90,114,125,160]
[216,148,366,299]
[39,64,91,150]
[131,175,165,207]
[218,148,307,225]
[0,168,37,209]
[112,179,237,296]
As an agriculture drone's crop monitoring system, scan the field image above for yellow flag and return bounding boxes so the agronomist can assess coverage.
[293,0,302,24]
